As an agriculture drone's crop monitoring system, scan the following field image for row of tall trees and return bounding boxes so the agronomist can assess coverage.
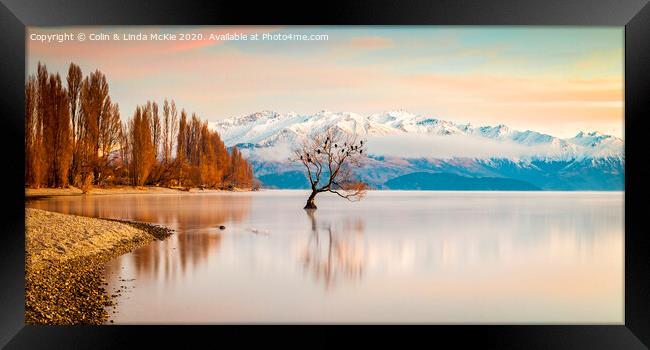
[25,62,256,190]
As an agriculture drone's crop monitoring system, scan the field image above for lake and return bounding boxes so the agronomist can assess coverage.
[26,190,623,324]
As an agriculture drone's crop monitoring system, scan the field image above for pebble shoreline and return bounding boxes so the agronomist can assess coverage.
[25,208,173,325]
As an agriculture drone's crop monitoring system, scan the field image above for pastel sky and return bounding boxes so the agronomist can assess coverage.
[27,26,624,138]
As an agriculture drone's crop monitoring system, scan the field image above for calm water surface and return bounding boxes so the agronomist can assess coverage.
[27,190,623,323]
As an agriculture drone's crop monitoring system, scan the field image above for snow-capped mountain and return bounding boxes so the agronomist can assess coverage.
[211,110,623,160]
[210,110,624,190]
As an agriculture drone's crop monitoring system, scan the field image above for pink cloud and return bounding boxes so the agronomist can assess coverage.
[345,36,394,50]
[26,28,623,138]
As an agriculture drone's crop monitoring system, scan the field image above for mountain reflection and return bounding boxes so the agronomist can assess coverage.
[301,209,366,289]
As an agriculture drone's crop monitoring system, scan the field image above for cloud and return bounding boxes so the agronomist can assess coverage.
[398,73,623,137]
[366,134,564,159]
[345,36,394,50]
[243,142,294,162]
[27,27,623,138]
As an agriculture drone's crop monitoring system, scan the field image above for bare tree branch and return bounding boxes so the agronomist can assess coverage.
[291,125,368,209]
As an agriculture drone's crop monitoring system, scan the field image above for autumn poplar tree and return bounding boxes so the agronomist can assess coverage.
[35,64,73,188]
[46,73,73,187]
[96,100,122,184]
[161,99,178,165]
[78,69,110,186]
[25,75,42,187]
[25,62,256,191]
[128,106,155,186]
[67,63,82,183]
[150,101,161,160]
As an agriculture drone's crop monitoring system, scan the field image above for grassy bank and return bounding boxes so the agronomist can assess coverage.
[25,208,173,325]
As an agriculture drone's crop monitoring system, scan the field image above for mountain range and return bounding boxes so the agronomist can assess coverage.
[210,110,624,190]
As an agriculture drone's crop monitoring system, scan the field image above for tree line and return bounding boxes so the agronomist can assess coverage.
[25,62,256,191]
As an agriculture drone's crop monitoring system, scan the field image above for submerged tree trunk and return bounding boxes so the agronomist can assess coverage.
[304,190,318,209]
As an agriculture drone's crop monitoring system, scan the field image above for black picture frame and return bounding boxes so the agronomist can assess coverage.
[1,0,648,348]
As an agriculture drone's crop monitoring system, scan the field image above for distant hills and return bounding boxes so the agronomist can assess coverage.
[211,110,624,191]
[384,172,540,191]
[257,170,541,191]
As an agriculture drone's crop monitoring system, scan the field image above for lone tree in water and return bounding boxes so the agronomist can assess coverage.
[292,127,369,209]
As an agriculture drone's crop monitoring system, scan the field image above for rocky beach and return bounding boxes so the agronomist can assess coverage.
[25,208,173,324]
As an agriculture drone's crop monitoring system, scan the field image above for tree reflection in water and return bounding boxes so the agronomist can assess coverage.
[27,194,252,283]
[301,209,366,289]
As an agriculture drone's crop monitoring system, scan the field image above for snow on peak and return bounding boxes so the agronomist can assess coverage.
[209,110,623,161]
[475,124,512,139]
[568,130,622,158]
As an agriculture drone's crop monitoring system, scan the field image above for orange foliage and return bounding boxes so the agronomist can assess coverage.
[25,62,256,190]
